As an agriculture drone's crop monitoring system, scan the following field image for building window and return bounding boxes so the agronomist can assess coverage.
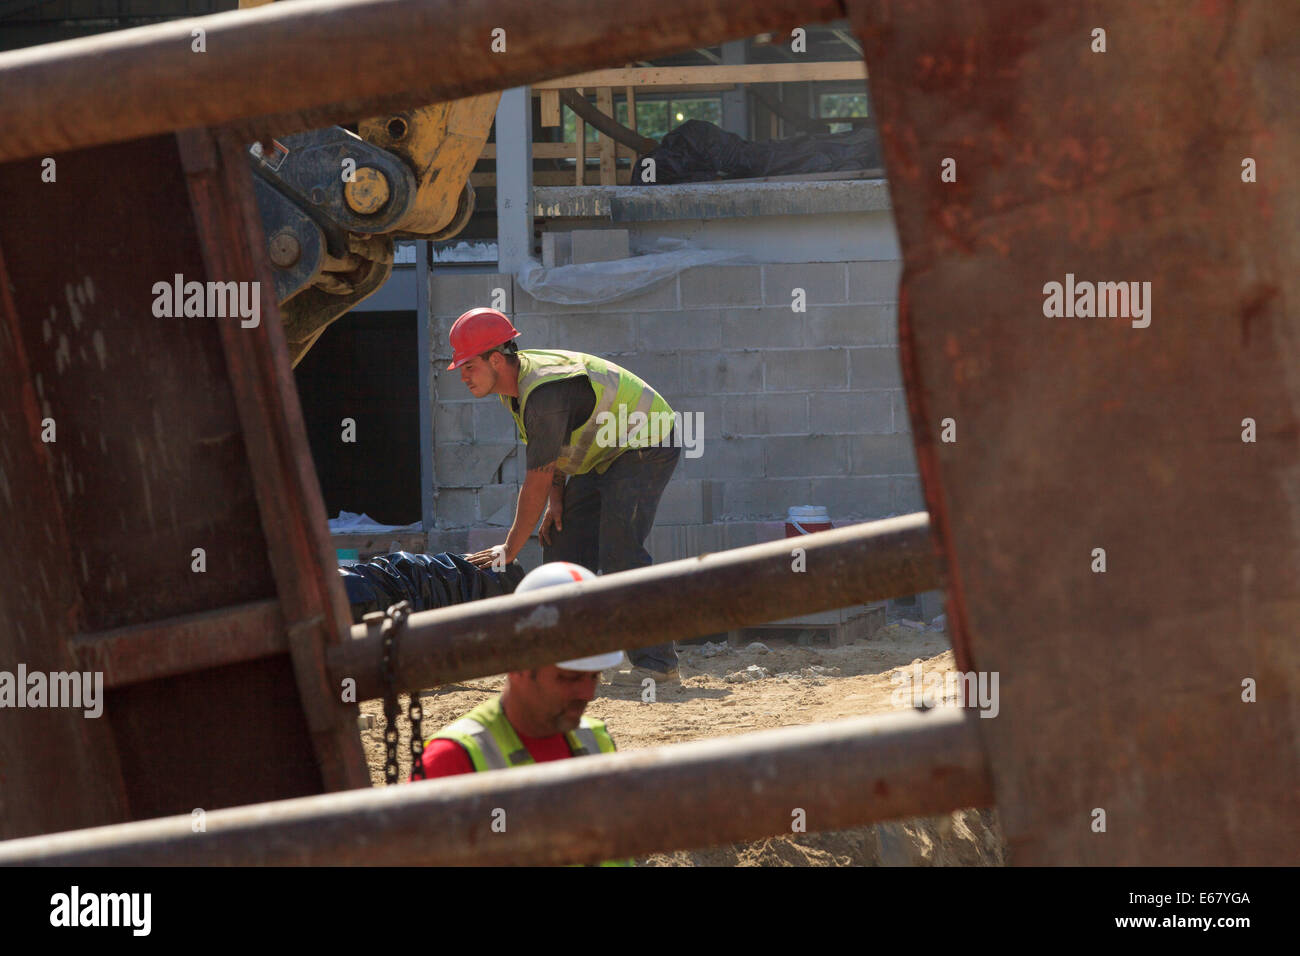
[819,92,870,133]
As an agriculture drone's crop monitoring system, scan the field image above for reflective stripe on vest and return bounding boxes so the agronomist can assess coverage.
[430,696,617,771]
[429,695,632,865]
[500,349,674,476]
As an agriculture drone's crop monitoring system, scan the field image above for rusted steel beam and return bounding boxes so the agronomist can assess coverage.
[846,0,1300,864]
[331,512,941,701]
[0,709,992,866]
[0,0,845,165]
[179,128,370,793]
[70,600,286,689]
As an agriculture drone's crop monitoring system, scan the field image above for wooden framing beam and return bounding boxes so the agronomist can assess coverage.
[532,61,867,90]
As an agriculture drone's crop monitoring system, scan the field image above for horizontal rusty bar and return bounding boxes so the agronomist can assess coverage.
[69,600,286,689]
[332,512,941,701]
[0,0,846,164]
[0,708,991,866]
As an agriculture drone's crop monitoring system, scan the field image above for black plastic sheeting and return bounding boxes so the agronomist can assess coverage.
[633,120,882,186]
[338,551,526,623]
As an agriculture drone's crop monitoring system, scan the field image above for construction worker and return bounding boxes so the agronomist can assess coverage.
[450,306,681,683]
[416,561,622,776]
[414,562,634,864]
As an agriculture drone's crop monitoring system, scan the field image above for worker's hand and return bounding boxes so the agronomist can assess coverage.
[539,492,564,547]
[466,544,508,572]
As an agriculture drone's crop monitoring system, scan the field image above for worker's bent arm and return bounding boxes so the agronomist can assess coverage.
[504,461,556,562]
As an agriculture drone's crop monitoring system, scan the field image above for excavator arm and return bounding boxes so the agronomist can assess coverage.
[240,0,496,365]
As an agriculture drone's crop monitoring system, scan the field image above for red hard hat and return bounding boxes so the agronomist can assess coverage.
[447,307,521,370]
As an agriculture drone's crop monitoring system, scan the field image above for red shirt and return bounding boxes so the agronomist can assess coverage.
[415,729,576,779]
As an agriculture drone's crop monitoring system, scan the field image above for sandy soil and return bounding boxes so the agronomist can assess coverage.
[360,621,1006,866]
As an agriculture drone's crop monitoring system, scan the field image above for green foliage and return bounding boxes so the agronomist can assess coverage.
[561,96,722,144]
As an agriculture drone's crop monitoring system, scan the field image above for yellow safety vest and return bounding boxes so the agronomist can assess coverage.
[431,695,633,866]
[500,349,675,476]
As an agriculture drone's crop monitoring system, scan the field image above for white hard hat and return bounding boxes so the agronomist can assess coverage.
[513,562,625,671]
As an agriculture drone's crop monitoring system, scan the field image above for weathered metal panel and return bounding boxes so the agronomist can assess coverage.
[849,0,1300,863]
[0,132,364,830]
[0,137,276,630]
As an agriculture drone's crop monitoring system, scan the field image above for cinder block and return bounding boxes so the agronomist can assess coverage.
[919,589,945,621]
[667,394,724,444]
[764,435,849,478]
[473,402,520,443]
[548,313,636,354]
[648,523,727,562]
[754,521,787,543]
[678,436,764,480]
[680,265,764,308]
[467,527,506,552]
[681,351,764,394]
[721,307,806,349]
[891,390,913,433]
[806,304,895,347]
[848,348,904,389]
[430,271,512,317]
[425,530,469,554]
[653,479,705,525]
[808,392,892,435]
[434,442,516,487]
[723,393,808,436]
[434,402,474,443]
[503,447,528,485]
[513,276,677,314]
[722,522,758,550]
[646,526,676,563]
[571,229,630,264]
[764,348,848,391]
[891,476,926,515]
[846,259,902,303]
[636,310,724,350]
[479,483,519,527]
[720,478,812,521]
[809,476,893,520]
[433,488,478,529]
[515,538,542,572]
[541,231,572,268]
[617,352,681,399]
[849,433,919,476]
[762,262,848,306]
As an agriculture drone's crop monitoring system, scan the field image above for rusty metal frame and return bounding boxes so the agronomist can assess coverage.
[1,0,1297,866]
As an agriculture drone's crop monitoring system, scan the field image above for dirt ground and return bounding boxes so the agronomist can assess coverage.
[360,621,1006,866]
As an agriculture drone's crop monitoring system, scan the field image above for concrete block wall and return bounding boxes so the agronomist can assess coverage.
[426,260,921,564]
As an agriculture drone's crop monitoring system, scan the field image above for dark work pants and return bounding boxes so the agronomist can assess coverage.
[542,442,682,671]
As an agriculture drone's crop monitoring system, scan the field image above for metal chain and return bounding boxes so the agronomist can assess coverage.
[381,600,414,785]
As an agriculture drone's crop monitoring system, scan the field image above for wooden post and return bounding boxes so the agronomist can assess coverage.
[539,89,561,127]
[597,86,616,185]
[574,87,586,185]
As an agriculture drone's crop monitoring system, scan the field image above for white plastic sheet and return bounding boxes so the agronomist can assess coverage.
[515,241,746,306]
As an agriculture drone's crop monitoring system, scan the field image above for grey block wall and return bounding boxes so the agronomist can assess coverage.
[426,260,921,563]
